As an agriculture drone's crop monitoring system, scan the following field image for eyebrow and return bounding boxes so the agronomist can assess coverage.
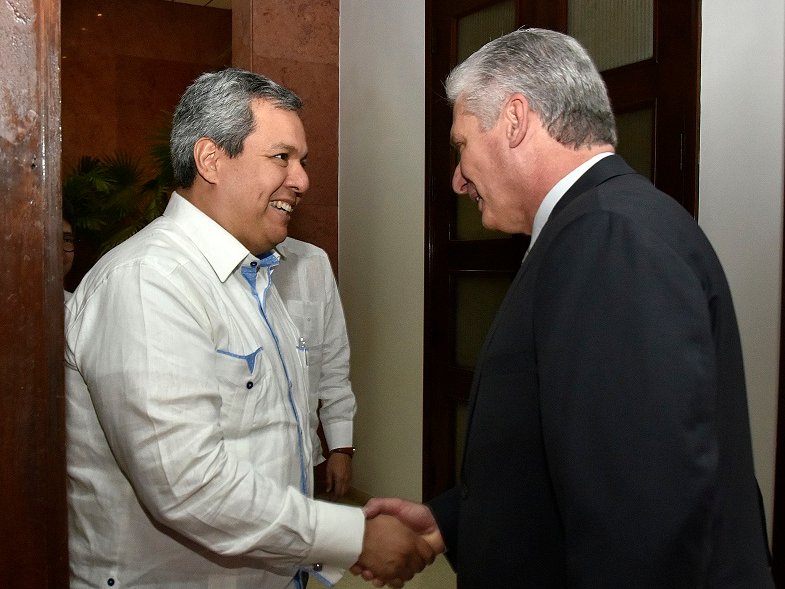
[270,142,308,160]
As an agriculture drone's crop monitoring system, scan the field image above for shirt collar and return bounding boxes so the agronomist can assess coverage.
[528,152,614,252]
[164,192,279,282]
[273,237,292,262]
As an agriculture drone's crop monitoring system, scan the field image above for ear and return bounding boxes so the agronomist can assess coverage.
[502,93,529,149]
[193,137,221,184]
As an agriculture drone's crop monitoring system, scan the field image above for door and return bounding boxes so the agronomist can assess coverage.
[423,0,700,499]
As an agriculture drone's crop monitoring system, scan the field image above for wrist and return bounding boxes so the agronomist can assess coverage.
[330,446,355,458]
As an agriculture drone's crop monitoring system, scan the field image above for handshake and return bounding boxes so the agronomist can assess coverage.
[349,498,445,588]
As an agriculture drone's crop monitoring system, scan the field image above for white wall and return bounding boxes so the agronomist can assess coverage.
[338,1,785,534]
[699,0,785,535]
[338,0,426,500]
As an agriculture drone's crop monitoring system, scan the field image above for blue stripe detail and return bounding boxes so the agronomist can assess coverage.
[215,347,262,373]
[257,250,278,267]
[307,569,334,587]
[293,571,306,589]
[241,262,309,496]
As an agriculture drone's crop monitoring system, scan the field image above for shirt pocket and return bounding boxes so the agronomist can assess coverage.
[214,346,272,438]
[284,300,325,392]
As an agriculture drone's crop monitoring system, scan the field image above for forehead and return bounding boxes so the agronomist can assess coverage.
[248,99,307,148]
[450,99,482,145]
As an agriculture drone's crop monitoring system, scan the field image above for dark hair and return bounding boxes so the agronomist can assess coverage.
[170,68,303,188]
[63,197,76,227]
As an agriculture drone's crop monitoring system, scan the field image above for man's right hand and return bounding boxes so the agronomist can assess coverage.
[350,498,445,587]
[352,513,438,588]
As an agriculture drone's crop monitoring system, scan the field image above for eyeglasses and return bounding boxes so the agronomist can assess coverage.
[64,234,77,253]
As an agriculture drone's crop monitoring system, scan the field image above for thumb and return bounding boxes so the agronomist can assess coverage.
[362,497,402,518]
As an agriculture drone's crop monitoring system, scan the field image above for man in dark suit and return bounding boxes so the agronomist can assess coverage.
[358,28,774,588]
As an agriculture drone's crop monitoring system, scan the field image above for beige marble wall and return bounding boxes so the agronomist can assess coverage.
[234,0,340,268]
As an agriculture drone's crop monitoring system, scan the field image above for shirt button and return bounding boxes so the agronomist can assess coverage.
[313,563,323,572]
[246,381,254,389]
[250,261,257,267]
[107,579,115,587]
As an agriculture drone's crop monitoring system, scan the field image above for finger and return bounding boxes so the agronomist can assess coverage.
[415,535,436,565]
[363,497,402,518]
[422,527,446,554]
[325,471,334,493]
[402,546,426,577]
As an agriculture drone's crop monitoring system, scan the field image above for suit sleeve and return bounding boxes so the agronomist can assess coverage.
[533,210,718,586]
[428,485,461,570]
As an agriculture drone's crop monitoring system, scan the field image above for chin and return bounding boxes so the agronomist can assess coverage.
[480,217,497,231]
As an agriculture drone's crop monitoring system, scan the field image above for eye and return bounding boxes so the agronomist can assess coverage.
[273,153,290,162]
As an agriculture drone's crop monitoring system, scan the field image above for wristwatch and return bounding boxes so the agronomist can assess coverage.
[330,446,356,458]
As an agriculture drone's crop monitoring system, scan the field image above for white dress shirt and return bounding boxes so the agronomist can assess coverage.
[272,238,357,464]
[65,192,364,589]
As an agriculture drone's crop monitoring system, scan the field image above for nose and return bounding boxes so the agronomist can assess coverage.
[452,164,468,194]
[288,161,310,194]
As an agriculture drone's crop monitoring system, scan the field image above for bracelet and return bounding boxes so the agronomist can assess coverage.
[330,447,355,458]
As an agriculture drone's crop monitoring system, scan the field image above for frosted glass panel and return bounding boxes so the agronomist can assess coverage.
[457,0,516,62]
[568,0,653,72]
[454,272,512,369]
[616,107,653,179]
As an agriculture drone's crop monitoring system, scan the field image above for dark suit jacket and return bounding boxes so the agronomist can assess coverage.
[429,155,774,588]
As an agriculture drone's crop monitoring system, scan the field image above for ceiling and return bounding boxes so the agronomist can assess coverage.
[168,0,231,10]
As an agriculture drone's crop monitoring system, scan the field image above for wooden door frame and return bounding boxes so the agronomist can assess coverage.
[0,0,68,585]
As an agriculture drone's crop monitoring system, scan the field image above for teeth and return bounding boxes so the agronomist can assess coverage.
[270,200,293,213]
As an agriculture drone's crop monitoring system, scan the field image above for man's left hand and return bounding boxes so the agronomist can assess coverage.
[325,451,352,499]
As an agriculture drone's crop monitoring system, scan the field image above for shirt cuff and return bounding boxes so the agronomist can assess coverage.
[306,500,365,568]
[323,421,353,450]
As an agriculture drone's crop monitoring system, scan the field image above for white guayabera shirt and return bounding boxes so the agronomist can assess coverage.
[273,237,357,464]
[65,192,363,589]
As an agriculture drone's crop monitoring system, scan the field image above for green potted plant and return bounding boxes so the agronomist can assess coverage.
[63,121,173,287]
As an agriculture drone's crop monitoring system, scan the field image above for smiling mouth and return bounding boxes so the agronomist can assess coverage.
[269,200,293,213]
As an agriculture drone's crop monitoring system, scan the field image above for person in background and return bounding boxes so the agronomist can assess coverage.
[65,67,440,589]
[62,198,76,301]
[273,236,357,501]
[360,28,774,588]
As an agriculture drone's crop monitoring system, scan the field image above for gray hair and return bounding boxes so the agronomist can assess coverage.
[171,68,303,188]
[445,28,617,149]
